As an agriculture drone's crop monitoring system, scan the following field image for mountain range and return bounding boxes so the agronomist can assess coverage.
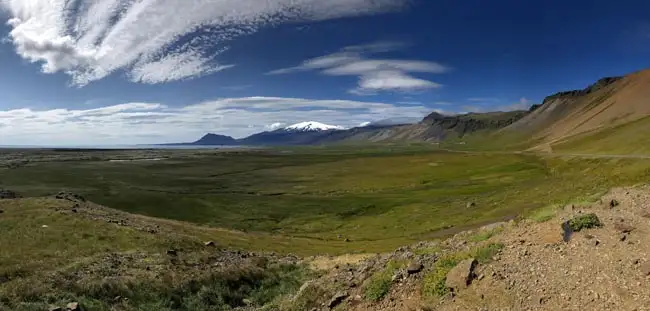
[177,69,650,151]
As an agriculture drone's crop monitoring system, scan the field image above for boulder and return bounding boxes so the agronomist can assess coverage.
[204,241,216,247]
[328,291,349,308]
[66,302,82,311]
[445,258,477,290]
[614,223,635,233]
[406,262,424,274]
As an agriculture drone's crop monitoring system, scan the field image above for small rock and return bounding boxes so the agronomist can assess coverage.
[632,258,640,265]
[466,202,476,208]
[406,262,424,274]
[328,291,349,308]
[477,274,485,281]
[113,296,122,302]
[588,239,600,247]
[166,249,178,256]
[71,209,77,213]
[610,199,620,208]
[445,258,477,290]
[640,262,650,276]
[344,238,350,242]
[204,241,216,247]
[42,225,49,228]
[242,298,252,305]
[539,295,549,304]
[66,302,82,311]
[0,210,3,214]
[614,223,635,233]
[564,204,575,212]
[620,234,628,242]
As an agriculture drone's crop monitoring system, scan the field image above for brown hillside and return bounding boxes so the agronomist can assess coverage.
[504,69,650,150]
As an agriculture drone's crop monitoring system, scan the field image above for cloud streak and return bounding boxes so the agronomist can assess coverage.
[268,41,449,94]
[0,96,430,145]
[0,0,408,86]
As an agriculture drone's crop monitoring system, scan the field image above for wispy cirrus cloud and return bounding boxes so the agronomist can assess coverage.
[268,41,449,95]
[0,0,408,86]
[0,96,430,145]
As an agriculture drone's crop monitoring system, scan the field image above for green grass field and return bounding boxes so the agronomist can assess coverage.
[4,146,650,310]
[3,147,650,254]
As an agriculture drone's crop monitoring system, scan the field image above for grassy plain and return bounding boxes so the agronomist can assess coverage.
[3,146,650,254]
[4,146,650,310]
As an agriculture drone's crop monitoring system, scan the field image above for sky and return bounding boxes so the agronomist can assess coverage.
[1,0,650,145]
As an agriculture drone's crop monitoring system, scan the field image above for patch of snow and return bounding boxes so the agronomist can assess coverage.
[284,121,345,132]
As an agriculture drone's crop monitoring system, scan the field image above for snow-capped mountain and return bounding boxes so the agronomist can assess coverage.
[284,121,345,132]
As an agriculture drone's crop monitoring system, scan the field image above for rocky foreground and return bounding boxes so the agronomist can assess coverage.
[295,186,650,311]
[3,186,650,311]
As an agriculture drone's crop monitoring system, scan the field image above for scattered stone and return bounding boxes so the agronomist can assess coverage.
[406,262,423,274]
[0,189,19,199]
[344,238,350,242]
[632,258,641,265]
[620,233,628,242]
[445,258,477,290]
[66,302,82,311]
[588,239,600,247]
[328,291,349,308]
[55,191,86,202]
[204,241,216,247]
[42,225,49,228]
[614,223,635,233]
[166,249,178,256]
[466,202,476,208]
[610,199,620,208]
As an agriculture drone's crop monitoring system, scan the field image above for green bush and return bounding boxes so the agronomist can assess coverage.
[422,243,504,298]
[421,255,463,297]
[363,260,404,301]
[568,213,602,231]
[363,274,392,302]
[473,243,504,264]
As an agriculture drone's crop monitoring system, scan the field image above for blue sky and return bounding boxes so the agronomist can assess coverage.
[1,0,650,145]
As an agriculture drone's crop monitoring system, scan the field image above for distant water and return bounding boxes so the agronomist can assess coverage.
[0,144,251,150]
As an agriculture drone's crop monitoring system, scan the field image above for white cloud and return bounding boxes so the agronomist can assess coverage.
[268,41,448,94]
[0,0,407,86]
[467,97,500,103]
[0,96,430,145]
[496,97,533,111]
[267,122,286,130]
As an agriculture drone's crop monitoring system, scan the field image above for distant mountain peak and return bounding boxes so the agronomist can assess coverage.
[284,121,345,132]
